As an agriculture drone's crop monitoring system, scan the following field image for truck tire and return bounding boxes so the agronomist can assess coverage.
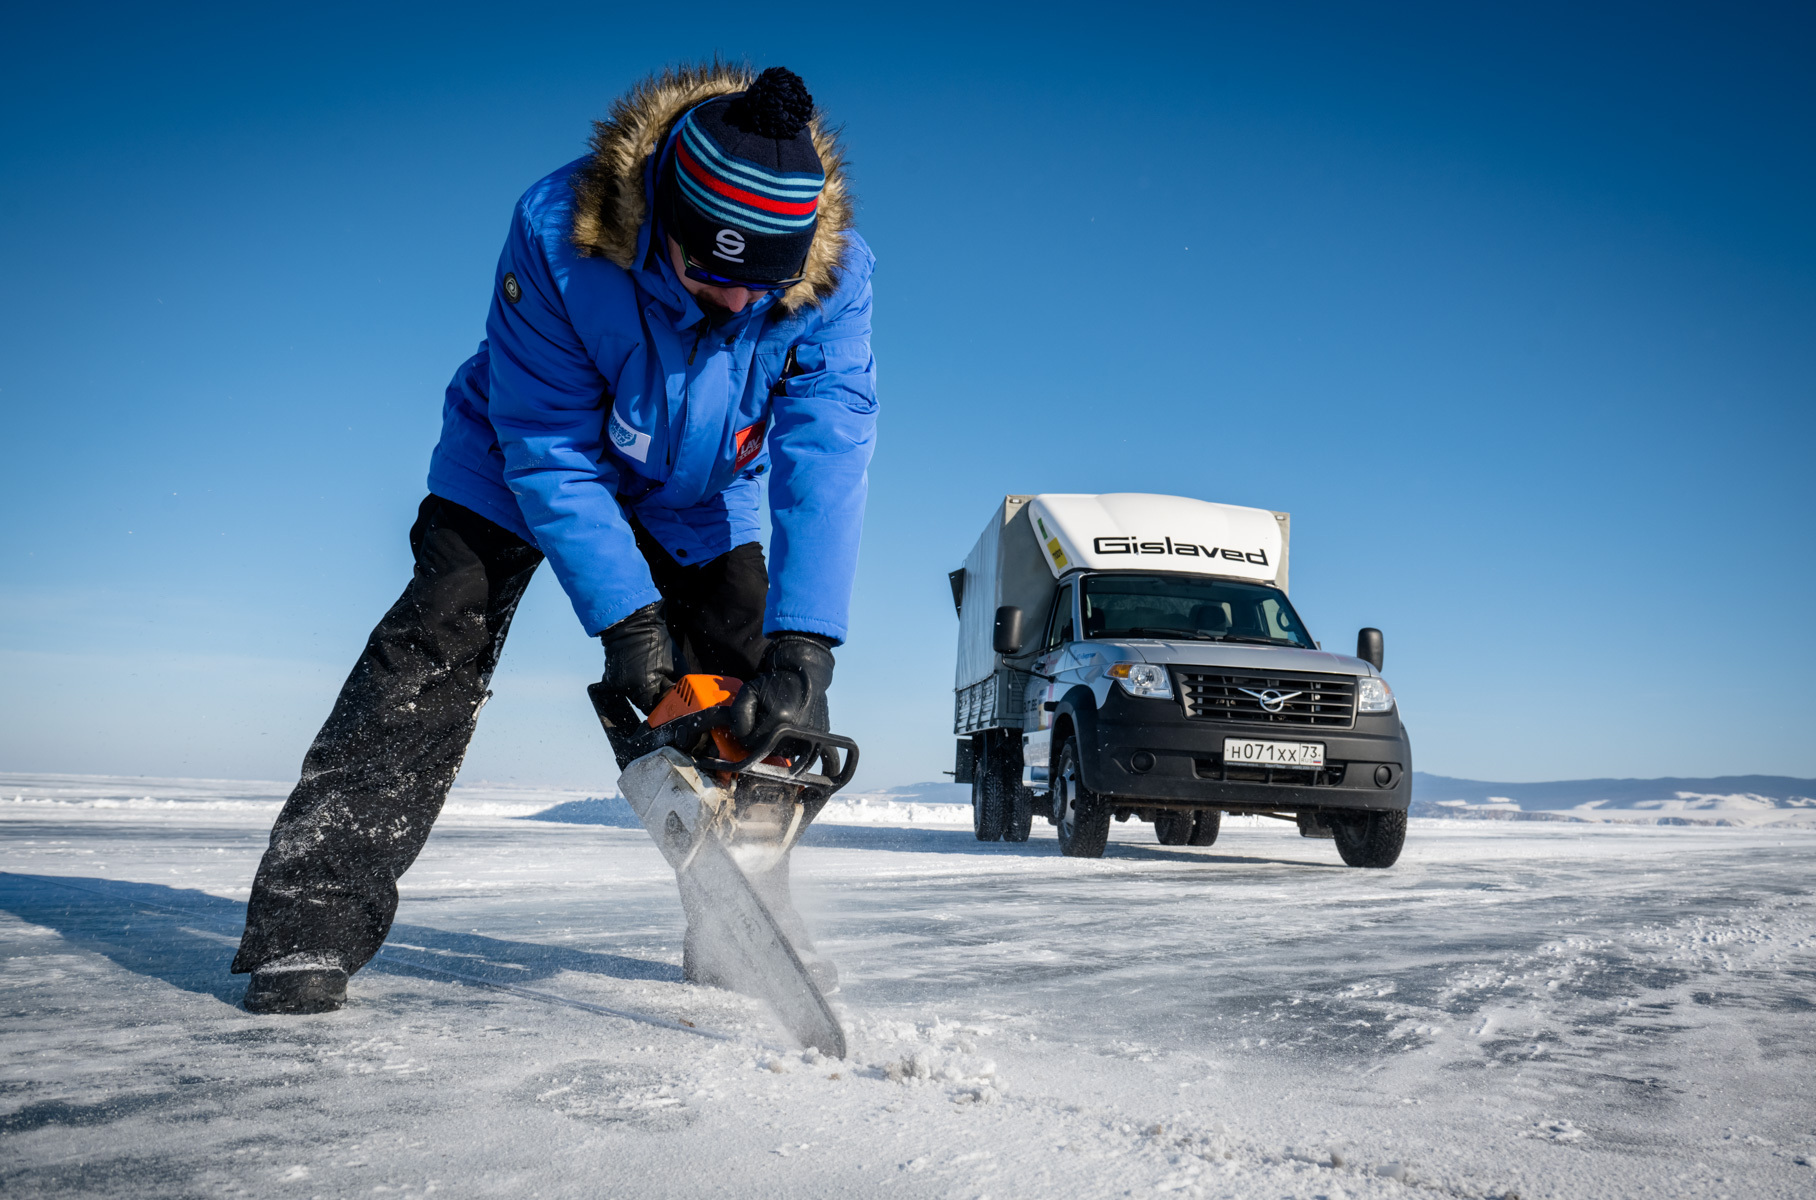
[972,750,1004,843]
[1153,811,1193,845]
[1331,809,1407,868]
[1003,777,1033,843]
[966,726,1009,838]
[1187,810,1221,846]
[979,730,1032,844]
[1054,737,1110,858]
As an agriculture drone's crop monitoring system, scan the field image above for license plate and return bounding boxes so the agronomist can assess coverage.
[1223,738,1325,768]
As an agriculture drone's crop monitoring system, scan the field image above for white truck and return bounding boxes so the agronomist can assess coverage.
[950,493,1410,868]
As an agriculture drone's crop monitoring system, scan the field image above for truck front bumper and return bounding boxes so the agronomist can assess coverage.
[1072,689,1411,815]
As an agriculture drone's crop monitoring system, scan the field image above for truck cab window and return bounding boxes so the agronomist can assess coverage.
[1262,597,1299,642]
[1080,574,1313,648]
[1044,584,1075,651]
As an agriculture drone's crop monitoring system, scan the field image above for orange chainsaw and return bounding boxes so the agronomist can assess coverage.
[586,674,858,1056]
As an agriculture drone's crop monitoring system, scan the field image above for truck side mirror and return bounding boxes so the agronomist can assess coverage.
[1356,627,1384,671]
[993,606,1024,656]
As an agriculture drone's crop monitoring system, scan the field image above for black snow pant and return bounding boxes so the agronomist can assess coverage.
[233,494,769,976]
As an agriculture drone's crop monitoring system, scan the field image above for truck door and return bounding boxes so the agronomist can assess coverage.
[1023,582,1075,781]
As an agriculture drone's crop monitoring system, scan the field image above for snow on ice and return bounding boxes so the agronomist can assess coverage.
[2,772,1814,1197]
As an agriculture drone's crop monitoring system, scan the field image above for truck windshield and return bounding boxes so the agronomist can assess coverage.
[1080,574,1313,648]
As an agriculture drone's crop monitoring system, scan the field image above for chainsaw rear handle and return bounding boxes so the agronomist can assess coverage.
[693,723,860,793]
[588,682,642,732]
[588,681,859,793]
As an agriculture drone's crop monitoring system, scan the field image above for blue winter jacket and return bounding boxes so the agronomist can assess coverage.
[425,78,876,643]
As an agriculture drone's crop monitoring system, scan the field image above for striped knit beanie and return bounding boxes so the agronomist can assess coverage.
[659,68,825,284]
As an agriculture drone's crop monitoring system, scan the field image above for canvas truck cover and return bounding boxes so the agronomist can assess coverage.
[1025,494,1289,590]
[953,497,1054,690]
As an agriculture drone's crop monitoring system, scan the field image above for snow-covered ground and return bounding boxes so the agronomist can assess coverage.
[3,773,1814,1198]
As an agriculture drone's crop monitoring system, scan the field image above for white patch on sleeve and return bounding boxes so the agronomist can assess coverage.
[607,411,652,464]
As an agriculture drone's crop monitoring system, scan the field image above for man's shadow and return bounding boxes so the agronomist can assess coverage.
[0,872,678,1007]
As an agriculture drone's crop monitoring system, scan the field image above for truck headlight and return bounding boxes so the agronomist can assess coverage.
[1109,662,1172,698]
[1356,676,1395,713]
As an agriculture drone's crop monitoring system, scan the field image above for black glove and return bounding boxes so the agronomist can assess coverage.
[730,633,835,753]
[598,603,679,716]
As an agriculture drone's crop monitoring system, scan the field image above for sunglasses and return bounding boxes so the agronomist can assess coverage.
[679,244,803,293]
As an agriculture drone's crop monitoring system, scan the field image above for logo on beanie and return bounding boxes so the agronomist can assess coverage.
[714,229,746,263]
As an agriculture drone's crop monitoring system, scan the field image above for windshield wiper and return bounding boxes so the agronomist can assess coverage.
[1106,628,1305,647]
[1204,634,1302,647]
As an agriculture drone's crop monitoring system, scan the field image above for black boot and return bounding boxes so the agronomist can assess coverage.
[242,953,349,1014]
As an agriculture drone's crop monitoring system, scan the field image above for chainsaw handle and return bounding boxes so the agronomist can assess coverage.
[588,682,652,769]
[590,681,861,791]
[694,724,860,794]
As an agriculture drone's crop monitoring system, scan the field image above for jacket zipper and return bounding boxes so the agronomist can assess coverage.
[673,319,711,466]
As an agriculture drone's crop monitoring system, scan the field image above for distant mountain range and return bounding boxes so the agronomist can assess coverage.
[1412,773,1814,826]
[1412,772,1814,808]
[855,774,1816,829]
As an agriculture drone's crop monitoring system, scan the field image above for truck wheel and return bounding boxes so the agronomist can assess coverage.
[1002,777,1034,843]
[1331,809,1407,868]
[1153,811,1193,845]
[972,759,1004,842]
[973,729,1002,842]
[1054,737,1110,858]
[981,730,1032,844]
[1187,810,1221,846]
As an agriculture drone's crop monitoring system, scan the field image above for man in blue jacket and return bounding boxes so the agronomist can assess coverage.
[232,64,877,1015]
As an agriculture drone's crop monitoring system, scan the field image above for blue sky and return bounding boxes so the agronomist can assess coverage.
[2,2,1811,789]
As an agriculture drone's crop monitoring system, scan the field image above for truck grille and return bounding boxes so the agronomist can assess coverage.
[1194,757,1350,786]
[1176,671,1356,728]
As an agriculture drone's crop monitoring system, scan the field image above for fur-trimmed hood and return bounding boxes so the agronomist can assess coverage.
[570,62,853,314]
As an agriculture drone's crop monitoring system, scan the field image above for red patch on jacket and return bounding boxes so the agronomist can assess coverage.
[733,420,767,470]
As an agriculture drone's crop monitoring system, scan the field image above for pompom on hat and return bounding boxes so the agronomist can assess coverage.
[658,67,826,284]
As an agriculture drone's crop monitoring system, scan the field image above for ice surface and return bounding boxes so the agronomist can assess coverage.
[3,772,1814,1198]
